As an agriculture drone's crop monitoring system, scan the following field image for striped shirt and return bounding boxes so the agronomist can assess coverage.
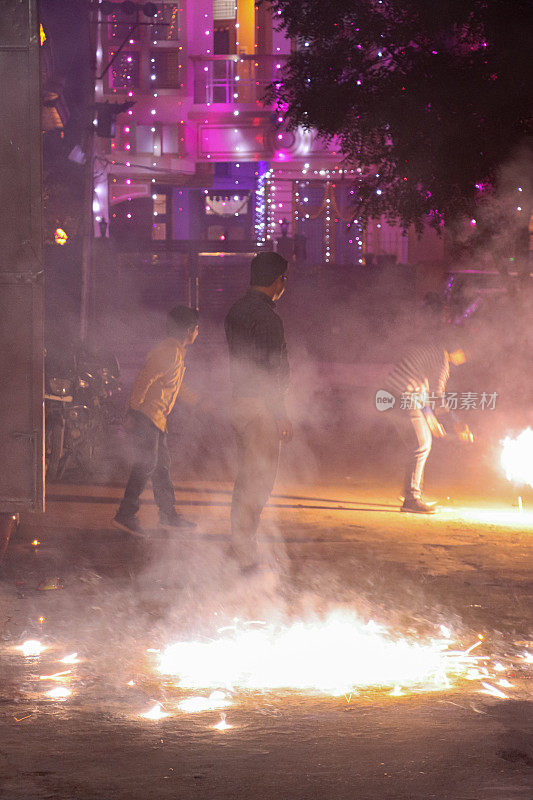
[385,344,449,403]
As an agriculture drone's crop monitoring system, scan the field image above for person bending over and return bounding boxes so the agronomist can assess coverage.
[386,339,469,514]
[114,305,204,537]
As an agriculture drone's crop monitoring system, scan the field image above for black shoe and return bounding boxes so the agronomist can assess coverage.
[113,515,147,538]
[158,510,197,530]
[401,496,437,514]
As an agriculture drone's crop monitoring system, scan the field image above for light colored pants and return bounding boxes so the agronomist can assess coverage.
[230,397,280,568]
[392,409,432,498]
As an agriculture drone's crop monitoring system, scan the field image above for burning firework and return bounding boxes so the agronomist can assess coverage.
[15,640,47,657]
[177,692,231,713]
[501,428,533,488]
[212,713,232,731]
[60,653,81,665]
[156,613,483,696]
[140,702,170,721]
[44,687,71,700]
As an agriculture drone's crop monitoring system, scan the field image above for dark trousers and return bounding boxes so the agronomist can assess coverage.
[392,409,432,498]
[230,398,280,568]
[118,411,175,520]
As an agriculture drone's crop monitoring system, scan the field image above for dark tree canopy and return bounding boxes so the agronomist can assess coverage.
[267,0,533,232]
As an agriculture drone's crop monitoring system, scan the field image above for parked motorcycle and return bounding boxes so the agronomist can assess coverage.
[45,347,121,481]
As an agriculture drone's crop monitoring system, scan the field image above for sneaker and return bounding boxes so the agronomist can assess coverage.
[158,510,197,530]
[113,515,147,538]
[400,496,437,514]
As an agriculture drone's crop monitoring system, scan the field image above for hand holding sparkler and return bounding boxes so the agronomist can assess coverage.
[454,422,474,443]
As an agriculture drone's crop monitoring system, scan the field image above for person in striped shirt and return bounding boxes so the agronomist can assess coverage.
[385,339,467,514]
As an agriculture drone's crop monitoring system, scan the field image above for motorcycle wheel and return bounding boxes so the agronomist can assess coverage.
[46,418,65,481]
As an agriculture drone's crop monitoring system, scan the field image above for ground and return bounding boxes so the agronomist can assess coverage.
[0,472,531,800]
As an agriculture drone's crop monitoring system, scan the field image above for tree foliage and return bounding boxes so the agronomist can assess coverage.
[266,0,533,232]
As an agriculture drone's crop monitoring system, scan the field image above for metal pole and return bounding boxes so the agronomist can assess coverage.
[80,1,98,342]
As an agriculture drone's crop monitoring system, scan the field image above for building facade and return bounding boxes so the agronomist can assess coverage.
[92,0,444,326]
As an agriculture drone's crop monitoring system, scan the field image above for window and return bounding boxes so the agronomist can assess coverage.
[136,125,154,153]
[214,0,236,20]
[152,222,167,240]
[153,194,167,215]
[152,191,169,241]
[162,125,179,154]
[149,50,181,89]
[151,4,181,41]
[108,14,136,41]
[110,51,139,89]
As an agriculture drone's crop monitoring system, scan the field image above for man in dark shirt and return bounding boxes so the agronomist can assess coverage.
[225,252,292,573]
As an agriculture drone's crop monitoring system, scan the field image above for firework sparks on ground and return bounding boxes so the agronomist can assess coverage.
[212,713,232,731]
[44,686,71,701]
[177,692,232,713]
[156,612,487,696]
[39,670,72,681]
[501,428,533,489]
[15,640,47,657]
[60,653,81,665]
[140,703,170,721]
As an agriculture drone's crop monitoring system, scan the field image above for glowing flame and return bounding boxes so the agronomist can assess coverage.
[157,613,481,696]
[54,227,68,246]
[140,703,170,721]
[212,713,232,731]
[44,687,71,700]
[177,692,231,714]
[501,428,533,488]
[479,682,508,700]
[60,653,80,665]
[39,670,71,681]
[16,640,47,657]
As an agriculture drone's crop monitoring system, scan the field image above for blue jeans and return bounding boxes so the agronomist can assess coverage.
[392,409,432,498]
[118,411,175,520]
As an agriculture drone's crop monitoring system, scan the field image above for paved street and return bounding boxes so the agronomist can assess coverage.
[0,478,531,799]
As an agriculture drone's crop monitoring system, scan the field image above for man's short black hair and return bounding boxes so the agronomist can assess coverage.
[167,305,199,335]
[250,251,288,287]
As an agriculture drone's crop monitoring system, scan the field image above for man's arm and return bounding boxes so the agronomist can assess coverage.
[128,349,166,411]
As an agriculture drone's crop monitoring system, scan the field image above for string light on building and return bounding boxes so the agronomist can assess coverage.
[255,167,272,245]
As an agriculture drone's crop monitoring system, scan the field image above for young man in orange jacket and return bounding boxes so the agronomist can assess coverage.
[114,306,202,537]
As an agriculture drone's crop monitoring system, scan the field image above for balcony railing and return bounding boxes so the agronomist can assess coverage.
[191,55,285,105]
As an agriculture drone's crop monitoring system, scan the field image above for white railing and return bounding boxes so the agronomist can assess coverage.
[191,55,285,105]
